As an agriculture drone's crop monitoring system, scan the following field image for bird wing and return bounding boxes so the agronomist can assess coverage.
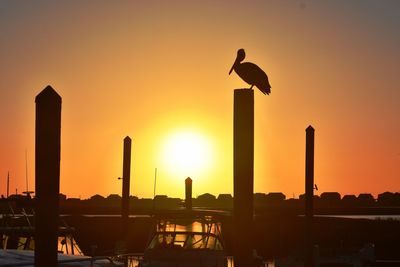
[239,62,271,95]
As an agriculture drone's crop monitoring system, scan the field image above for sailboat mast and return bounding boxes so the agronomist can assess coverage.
[153,168,157,211]
[7,171,10,198]
[153,168,157,198]
[25,150,29,193]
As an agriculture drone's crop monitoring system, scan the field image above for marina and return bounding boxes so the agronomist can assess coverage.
[3,197,400,266]
[1,2,400,266]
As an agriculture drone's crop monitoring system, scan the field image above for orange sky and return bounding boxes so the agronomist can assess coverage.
[1,1,399,199]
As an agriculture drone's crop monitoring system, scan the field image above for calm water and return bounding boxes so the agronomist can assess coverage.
[62,214,152,218]
[66,214,398,266]
[71,214,400,222]
[316,214,400,220]
[126,257,275,267]
[74,214,400,220]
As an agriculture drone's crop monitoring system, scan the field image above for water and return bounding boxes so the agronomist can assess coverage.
[226,257,275,267]
[316,214,400,220]
[62,214,152,218]
[125,257,275,267]
[62,214,400,221]
[73,214,400,220]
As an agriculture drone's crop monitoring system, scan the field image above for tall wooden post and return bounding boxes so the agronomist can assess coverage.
[233,89,254,267]
[35,86,61,267]
[305,125,315,267]
[185,177,192,210]
[121,136,132,236]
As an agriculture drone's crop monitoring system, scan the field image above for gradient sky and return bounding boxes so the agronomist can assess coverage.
[1,1,399,199]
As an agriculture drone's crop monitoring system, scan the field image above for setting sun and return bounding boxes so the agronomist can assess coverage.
[160,130,214,180]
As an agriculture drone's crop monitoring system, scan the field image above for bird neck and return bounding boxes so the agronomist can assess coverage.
[233,58,241,67]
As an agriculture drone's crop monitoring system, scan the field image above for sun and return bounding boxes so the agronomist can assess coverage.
[160,130,214,179]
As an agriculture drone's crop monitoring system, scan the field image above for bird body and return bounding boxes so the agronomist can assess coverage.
[229,49,271,95]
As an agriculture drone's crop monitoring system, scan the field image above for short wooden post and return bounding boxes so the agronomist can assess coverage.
[233,89,254,267]
[305,125,315,267]
[35,86,62,267]
[185,177,192,210]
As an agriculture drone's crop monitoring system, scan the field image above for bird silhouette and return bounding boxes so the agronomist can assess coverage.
[229,49,271,95]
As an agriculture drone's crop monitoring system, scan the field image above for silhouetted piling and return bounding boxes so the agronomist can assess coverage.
[233,89,254,267]
[35,86,61,267]
[185,177,192,210]
[121,136,132,236]
[305,125,315,267]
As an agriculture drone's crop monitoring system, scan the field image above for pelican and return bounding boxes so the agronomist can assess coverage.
[229,48,271,95]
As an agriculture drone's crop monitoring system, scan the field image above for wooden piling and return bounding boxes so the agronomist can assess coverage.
[305,125,315,267]
[35,86,61,267]
[121,136,132,236]
[233,89,254,267]
[185,177,192,210]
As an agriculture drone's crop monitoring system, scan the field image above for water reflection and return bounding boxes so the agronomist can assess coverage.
[156,216,219,234]
[316,214,400,220]
[124,256,275,267]
[119,215,275,267]
[149,218,224,250]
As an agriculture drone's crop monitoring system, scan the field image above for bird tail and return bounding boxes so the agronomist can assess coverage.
[261,85,271,95]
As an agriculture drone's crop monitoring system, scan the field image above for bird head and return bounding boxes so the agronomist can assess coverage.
[229,48,246,75]
[236,48,246,62]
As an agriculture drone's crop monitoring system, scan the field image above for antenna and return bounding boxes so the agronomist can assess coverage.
[23,150,34,197]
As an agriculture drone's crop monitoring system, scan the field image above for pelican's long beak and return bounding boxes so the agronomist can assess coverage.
[229,64,234,75]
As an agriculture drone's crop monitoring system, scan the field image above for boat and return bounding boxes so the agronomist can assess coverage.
[138,210,229,267]
[0,249,122,267]
[0,197,124,266]
[0,224,83,255]
[1,197,83,255]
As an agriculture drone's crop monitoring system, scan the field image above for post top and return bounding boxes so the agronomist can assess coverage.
[35,85,61,103]
[185,177,192,182]
[124,136,132,141]
[234,88,254,93]
[306,125,315,131]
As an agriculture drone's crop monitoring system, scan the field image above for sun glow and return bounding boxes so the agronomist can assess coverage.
[160,130,214,180]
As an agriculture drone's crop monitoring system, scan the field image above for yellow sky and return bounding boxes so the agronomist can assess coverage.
[1,1,399,199]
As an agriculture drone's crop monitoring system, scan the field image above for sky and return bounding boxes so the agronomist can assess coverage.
[0,1,399,199]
